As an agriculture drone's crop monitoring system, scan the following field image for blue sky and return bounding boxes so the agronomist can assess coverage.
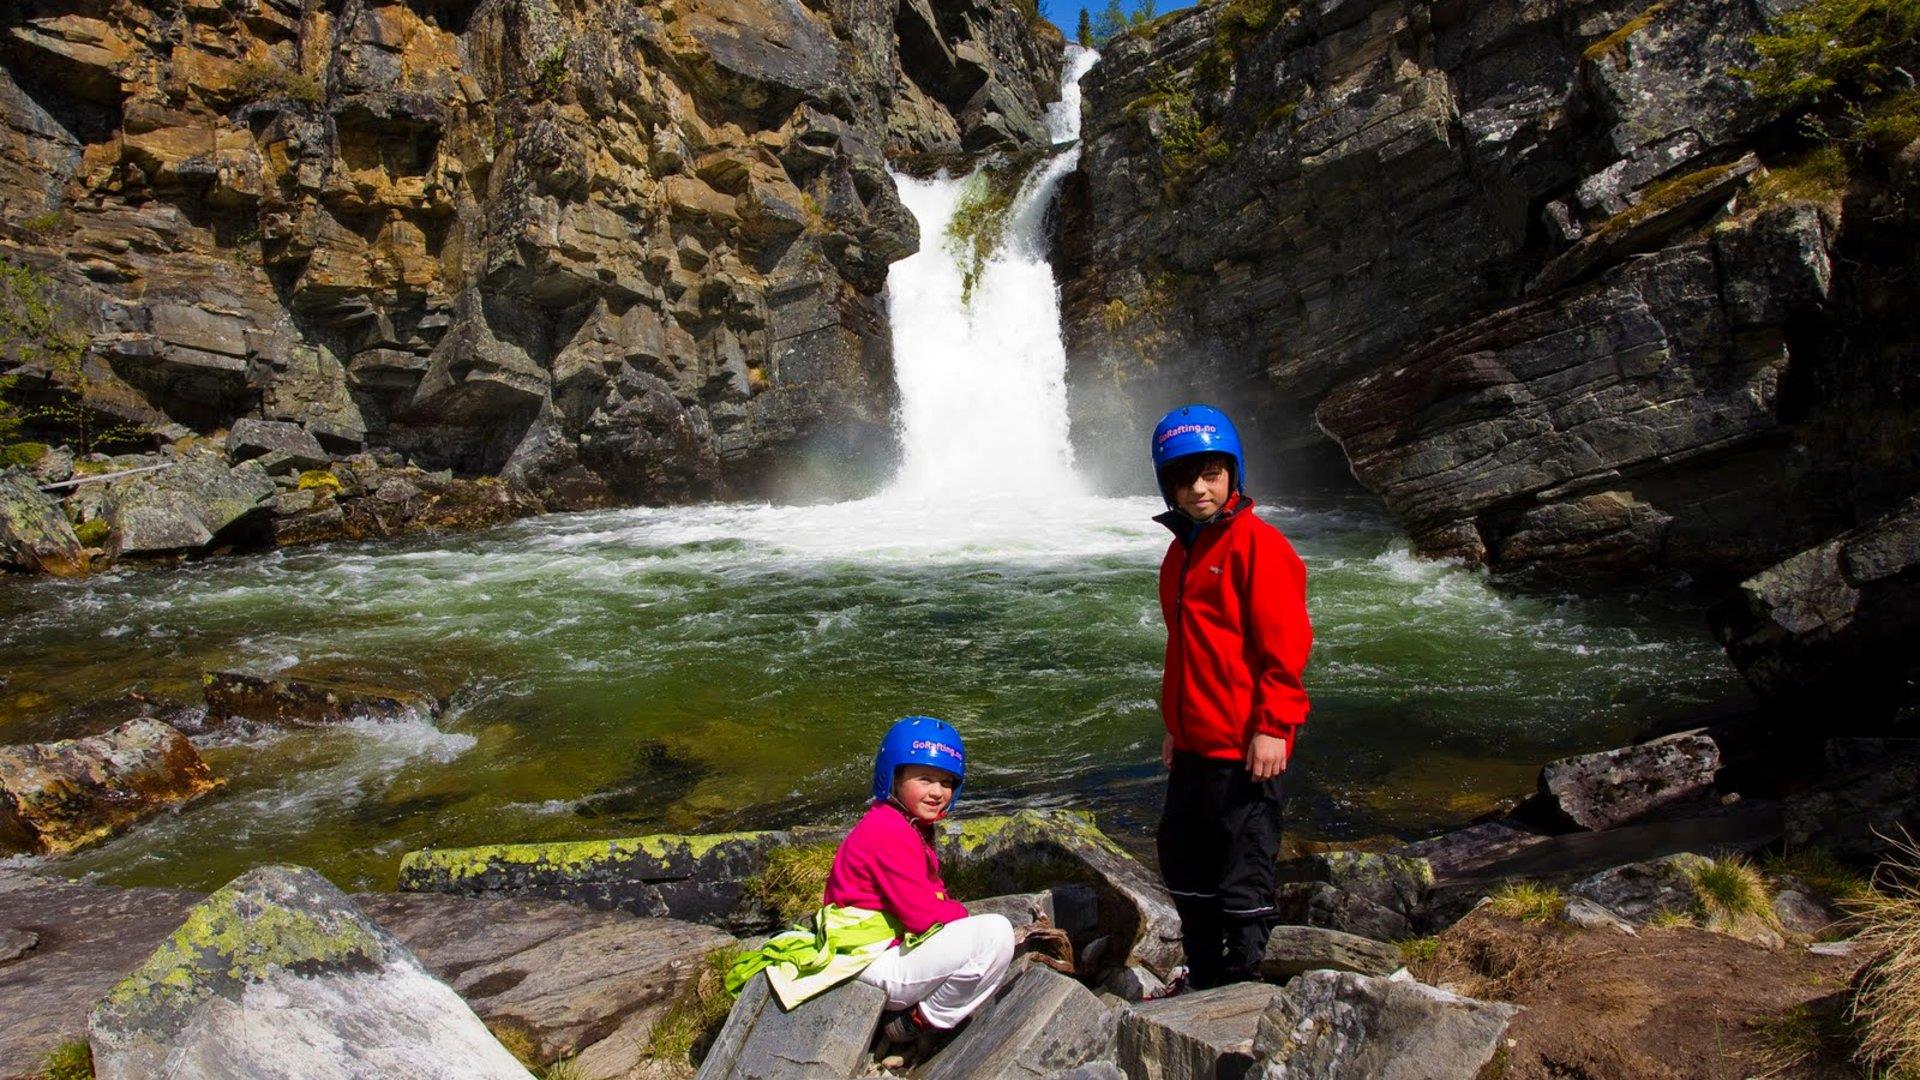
[1045,0,1198,37]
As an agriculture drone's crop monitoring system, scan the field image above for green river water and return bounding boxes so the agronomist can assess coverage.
[0,490,1748,891]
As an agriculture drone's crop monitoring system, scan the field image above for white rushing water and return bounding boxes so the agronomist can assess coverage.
[885,46,1101,499]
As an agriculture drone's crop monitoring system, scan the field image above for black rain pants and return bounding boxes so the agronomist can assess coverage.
[1156,751,1284,989]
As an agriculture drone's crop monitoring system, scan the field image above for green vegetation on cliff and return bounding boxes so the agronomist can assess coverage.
[944,155,1042,306]
[1742,0,1920,108]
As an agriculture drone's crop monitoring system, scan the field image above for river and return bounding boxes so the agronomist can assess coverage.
[0,47,1747,890]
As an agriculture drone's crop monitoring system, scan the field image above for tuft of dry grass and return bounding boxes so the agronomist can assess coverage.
[1689,855,1782,940]
[1407,915,1573,1002]
[1647,908,1698,930]
[644,945,745,1068]
[1487,881,1567,924]
[1847,834,1920,1077]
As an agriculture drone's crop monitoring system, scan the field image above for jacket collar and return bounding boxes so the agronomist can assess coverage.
[1154,492,1254,544]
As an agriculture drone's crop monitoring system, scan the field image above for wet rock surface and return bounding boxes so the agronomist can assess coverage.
[87,865,530,1080]
[0,718,221,856]
[202,669,441,727]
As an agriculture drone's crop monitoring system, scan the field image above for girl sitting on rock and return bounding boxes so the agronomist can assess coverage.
[727,715,1015,1044]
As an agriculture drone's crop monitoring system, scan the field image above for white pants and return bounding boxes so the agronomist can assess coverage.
[856,914,1015,1029]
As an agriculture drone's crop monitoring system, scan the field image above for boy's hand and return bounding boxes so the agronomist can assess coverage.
[1245,734,1288,781]
[1162,734,1174,770]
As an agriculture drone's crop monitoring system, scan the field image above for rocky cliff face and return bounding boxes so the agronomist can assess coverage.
[1,0,1061,509]
[1061,0,1919,583]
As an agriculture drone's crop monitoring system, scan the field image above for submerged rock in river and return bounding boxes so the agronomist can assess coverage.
[88,865,531,1080]
[0,719,221,856]
[202,670,441,727]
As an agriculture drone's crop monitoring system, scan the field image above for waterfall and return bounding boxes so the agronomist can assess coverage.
[884,46,1101,499]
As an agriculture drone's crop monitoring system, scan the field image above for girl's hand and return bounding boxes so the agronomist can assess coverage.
[1245,733,1287,781]
[1162,734,1174,770]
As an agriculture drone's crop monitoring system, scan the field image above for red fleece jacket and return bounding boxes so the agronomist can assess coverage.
[822,802,968,935]
[1157,494,1313,760]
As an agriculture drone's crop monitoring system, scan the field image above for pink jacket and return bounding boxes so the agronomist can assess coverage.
[822,803,969,934]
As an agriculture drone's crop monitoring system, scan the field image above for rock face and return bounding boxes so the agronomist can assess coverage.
[1261,924,1402,981]
[0,718,220,856]
[0,0,1062,508]
[1250,970,1519,1079]
[1538,730,1721,830]
[1567,853,1709,924]
[1063,0,1919,583]
[88,865,531,1080]
[1116,981,1282,1080]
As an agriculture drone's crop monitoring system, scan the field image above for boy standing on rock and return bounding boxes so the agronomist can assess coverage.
[1149,404,1312,990]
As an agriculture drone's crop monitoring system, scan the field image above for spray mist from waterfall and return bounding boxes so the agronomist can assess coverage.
[884,46,1101,499]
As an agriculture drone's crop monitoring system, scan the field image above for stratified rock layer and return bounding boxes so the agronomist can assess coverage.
[1,0,1062,506]
[1064,0,1918,583]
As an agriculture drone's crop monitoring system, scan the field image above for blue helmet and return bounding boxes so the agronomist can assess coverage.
[1151,404,1246,507]
[871,715,966,807]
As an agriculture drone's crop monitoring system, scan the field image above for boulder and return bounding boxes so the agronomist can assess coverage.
[1568,853,1711,924]
[355,893,736,1071]
[1261,925,1403,980]
[945,810,1184,976]
[103,454,274,557]
[1272,883,1413,944]
[1559,896,1637,935]
[0,467,87,576]
[202,670,440,727]
[1102,964,1166,1003]
[1275,851,1433,929]
[1539,731,1722,830]
[224,418,330,473]
[696,971,885,1080]
[1714,495,1920,711]
[922,966,1116,1080]
[1116,982,1283,1080]
[0,927,38,964]
[1250,970,1520,1079]
[88,866,531,1080]
[1784,751,1920,862]
[0,719,221,856]
[1392,821,1549,881]
[1771,890,1839,940]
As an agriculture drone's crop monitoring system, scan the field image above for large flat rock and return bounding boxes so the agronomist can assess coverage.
[697,970,886,1079]
[87,865,531,1079]
[1116,982,1283,1080]
[1251,970,1519,1079]
[0,871,735,1078]
[922,965,1116,1080]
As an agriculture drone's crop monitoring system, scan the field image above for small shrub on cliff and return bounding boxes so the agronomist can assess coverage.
[1847,835,1920,1076]
[1742,0,1920,109]
[944,156,1040,306]
[233,58,324,106]
[645,945,744,1067]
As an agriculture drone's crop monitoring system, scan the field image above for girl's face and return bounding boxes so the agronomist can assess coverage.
[894,765,958,823]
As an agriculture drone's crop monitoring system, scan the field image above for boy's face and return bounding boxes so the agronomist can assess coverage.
[894,765,958,823]
[1166,454,1233,521]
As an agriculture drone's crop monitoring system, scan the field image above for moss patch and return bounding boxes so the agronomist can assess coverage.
[400,830,777,885]
[296,470,341,493]
[72,518,109,547]
[746,841,837,927]
[104,868,384,1018]
[1587,160,1746,242]
[3,441,49,466]
[943,155,1042,307]
[1583,3,1667,68]
[39,1040,93,1080]
[1750,144,1853,206]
